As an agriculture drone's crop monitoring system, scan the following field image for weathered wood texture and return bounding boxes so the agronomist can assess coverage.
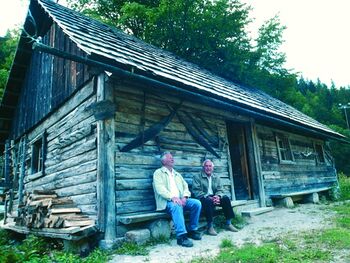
[10,23,91,139]
[8,80,98,221]
[113,83,236,225]
[256,124,337,197]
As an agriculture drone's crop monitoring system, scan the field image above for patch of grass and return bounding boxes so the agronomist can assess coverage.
[113,242,149,256]
[338,173,350,201]
[113,236,170,256]
[318,228,350,249]
[0,230,110,263]
[219,238,233,248]
[216,243,280,263]
[333,202,350,229]
[148,235,171,246]
[214,213,247,230]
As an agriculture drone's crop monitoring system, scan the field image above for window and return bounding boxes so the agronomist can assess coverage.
[314,143,325,164]
[275,134,294,162]
[31,133,46,174]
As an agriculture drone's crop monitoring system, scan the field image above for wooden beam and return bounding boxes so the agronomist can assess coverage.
[250,121,266,207]
[96,73,116,244]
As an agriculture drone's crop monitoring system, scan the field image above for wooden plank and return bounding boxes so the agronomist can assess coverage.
[63,220,95,227]
[118,212,169,224]
[241,207,274,217]
[28,80,94,142]
[251,122,266,206]
[50,208,82,214]
[1,223,97,240]
[44,149,97,175]
[96,73,116,240]
[26,160,96,189]
[269,187,331,198]
[116,199,155,215]
[18,137,27,205]
[4,140,10,186]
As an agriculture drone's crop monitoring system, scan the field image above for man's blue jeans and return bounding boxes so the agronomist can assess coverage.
[166,198,201,238]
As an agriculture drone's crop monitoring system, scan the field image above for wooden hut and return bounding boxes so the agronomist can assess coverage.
[0,0,345,247]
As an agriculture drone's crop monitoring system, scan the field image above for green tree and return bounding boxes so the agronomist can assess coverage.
[0,30,19,101]
[66,0,290,86]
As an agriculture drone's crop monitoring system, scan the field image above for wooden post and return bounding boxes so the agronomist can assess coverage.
[96,73,116,248]
[249,121,266,207]
[3,140,10,187]
[224,122,236,200]
[18,136,27,206]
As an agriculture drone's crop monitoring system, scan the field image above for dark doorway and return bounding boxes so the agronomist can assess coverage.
[227,122,253,200]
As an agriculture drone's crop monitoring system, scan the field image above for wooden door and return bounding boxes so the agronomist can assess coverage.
[227,122,252,200]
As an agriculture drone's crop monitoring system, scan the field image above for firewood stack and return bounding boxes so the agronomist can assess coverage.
[15,190,94,229]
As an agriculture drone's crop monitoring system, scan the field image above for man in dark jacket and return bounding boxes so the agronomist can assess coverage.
[192,159,238,235]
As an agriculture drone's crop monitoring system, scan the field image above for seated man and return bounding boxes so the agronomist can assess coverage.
[192,159,238,236]
[153,152,202,247]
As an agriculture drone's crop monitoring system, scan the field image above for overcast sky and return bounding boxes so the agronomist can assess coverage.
[1,0,350,88]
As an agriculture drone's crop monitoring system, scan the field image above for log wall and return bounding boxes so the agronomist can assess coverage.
[10,79,98,222]
[256,124,337,197]
[113,82,245,235]
[10,24,90,139]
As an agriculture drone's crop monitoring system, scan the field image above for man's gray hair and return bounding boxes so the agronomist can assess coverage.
[160,151,172,163]
[202,159,214,167]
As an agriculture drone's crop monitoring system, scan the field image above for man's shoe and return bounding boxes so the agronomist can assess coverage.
[225,224,239,232]
[207,226,218,236]
[177,235,193,247]
[187,230,202,240]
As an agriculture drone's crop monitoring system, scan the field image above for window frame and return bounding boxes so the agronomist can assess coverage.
[275,133,295,164]
[314,142,326,165]
[30,132,46,175]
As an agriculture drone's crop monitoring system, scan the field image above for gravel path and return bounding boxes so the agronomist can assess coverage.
[109,203,336,263]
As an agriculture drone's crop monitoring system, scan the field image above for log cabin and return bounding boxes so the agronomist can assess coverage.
[0,0,346,248]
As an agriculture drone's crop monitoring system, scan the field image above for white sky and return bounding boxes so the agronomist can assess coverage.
[1,0,350,88]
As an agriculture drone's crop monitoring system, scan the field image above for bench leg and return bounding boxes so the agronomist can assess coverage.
[148,219,171,239]
[303,193,319,204]
[275,197,294,208]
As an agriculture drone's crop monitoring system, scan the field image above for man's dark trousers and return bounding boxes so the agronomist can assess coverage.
[200,195,234,222]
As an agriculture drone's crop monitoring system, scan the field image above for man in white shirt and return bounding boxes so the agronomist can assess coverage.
[153,152,202,247]
[192,159,238,236]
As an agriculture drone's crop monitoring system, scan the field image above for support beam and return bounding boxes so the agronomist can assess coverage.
[96,73,117,249]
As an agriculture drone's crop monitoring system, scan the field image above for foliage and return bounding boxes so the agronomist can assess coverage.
[338,173,350,201]
[0,230,110,263]
[219,238,234,249]
[0,30,19,101]
[113,241,149,256]
[113,236,170,256]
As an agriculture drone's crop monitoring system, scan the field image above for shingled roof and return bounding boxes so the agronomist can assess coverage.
[0,0,345,144]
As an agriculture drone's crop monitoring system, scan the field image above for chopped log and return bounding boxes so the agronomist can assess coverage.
[50,208,82,214]
[63,220,95,228]
[28,199,53,207]
[33,190,57,195]
[30,194,58,201]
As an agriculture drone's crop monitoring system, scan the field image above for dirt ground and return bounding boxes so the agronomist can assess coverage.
[109,203,337,263]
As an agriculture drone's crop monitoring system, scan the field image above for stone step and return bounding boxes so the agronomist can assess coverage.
[241,207,274,217]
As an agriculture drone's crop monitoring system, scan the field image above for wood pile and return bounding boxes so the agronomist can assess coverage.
[15,190,94,229]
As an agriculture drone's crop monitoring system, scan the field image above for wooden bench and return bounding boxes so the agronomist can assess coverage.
[117,200,248,225]
[270,187,331,207]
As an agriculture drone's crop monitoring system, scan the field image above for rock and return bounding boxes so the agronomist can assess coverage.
[303,192,319,204]
[125,229,150,245]
[148,219,171,239]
